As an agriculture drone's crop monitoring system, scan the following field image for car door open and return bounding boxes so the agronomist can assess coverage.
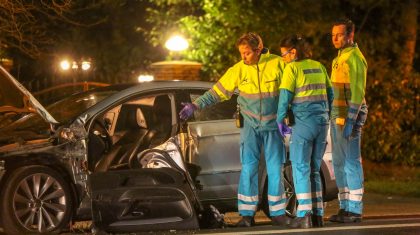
[89,162,200,233]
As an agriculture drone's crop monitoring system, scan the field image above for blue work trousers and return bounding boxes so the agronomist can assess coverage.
[290,114,328,217]
[238,121,286,217]
[331,120,364,214]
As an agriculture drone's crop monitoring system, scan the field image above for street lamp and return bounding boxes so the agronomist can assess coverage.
[165,35,189,52]
[60,60,71,70]
[72,61,79,70]
[81,61,91,71]
[59,59,91,72]
[58,58,93,86]
[153,34,202,81]
[138,74,154,83]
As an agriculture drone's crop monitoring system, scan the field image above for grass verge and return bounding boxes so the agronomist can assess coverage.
[363,160,420,197]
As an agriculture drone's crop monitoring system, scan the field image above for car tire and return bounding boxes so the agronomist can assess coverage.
[261,164,297,218]
[283,164,297,217]
[1,165,73,235]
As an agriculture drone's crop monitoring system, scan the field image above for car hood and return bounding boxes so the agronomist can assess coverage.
[0,66,58,127]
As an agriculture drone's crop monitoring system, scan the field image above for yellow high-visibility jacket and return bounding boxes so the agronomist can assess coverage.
[331,43,367,122]
[194,50,285,130]
[277,59,333,123]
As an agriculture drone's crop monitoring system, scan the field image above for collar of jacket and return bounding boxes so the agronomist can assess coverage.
[257,48,271,65]
[338,43,358,55]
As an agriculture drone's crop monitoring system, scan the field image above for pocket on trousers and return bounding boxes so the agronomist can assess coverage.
[290,138,310,164]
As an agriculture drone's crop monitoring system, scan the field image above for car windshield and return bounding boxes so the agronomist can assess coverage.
[48,90,117,123]
[3,89,119,132]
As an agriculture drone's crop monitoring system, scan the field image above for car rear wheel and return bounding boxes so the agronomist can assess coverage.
[1,165,73,235]
[283,164,297,217]
[261,164,297,218]
[261,164,330,218]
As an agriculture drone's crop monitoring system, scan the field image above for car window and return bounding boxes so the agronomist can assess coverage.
[49,91,117,123]
[104,93,173,137]
[191,93,237,121]
[112,97,155,134]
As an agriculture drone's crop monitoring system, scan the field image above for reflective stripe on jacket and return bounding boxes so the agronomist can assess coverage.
[277,59,333,122]
[331,43,367,121]
[194,51,285,130]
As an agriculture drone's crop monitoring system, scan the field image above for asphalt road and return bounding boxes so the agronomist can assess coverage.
[194,217,420,235]
[2,193,420,234]
[60,217,420,235]
[61,192,420,234]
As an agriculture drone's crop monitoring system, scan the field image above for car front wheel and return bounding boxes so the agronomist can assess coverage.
[1,165,73,235]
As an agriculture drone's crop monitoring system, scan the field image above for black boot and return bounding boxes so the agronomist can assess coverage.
[236,216,255,227]
[289,212,313,229]
[329,209,347,222]
[311,214,324,227]
[272,215,291,226]
[342,212,362,223]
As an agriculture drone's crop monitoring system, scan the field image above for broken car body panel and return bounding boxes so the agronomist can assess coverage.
[89,137,201,232]
[0,66,58,126]
[0,66,88,190]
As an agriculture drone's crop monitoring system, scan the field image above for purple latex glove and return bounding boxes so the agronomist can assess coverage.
[179,102,198,120]
[277,122,292,138]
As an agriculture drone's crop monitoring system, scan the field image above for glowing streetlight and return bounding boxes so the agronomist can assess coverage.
[81,61,91,71]
[138,74,154,83]
[60,59,92,71]
[165,35,189,52]
[60,60,71,70]
[58,58,93,85]
[72,61,78,70]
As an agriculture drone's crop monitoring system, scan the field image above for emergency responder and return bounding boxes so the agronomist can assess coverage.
[329,18,368,223]
[277,35,333,229]
[179,32,290,227]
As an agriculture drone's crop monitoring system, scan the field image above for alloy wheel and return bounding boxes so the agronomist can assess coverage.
[12,173,67,233]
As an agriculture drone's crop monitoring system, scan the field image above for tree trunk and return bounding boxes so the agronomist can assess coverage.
[400,0,418,77]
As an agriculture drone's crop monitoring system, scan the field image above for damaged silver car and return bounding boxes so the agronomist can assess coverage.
[0,66,337,234]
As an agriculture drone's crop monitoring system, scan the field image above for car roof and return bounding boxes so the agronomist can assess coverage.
[77,80,214,122]
[119,80,214,90]
[97,80,214,97]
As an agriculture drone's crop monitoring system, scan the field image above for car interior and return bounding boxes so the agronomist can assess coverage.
[88,94,175,172]
[86,93,208,232]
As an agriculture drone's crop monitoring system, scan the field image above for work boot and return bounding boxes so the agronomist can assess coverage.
[329,209,347,222]
[311,214,324,227]
[271,215,291,226]
[342,212,362,223]
[236,216,255,227]
[289,212,313,229]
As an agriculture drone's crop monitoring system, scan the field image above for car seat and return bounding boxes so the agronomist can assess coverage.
[150,95,173,146]
[95,105,155,172]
